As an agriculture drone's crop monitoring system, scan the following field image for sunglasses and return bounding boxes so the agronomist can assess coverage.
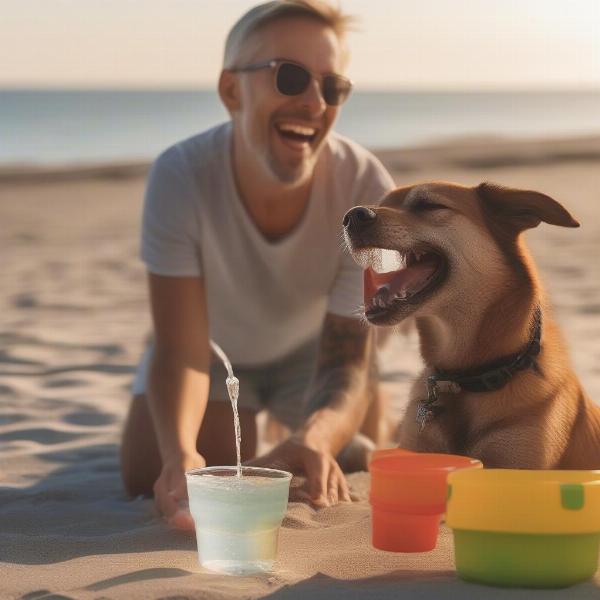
[230,59,353,106]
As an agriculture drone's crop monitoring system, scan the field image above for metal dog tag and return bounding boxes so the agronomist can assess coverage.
[416,400,435,433]
[416,376,455,432]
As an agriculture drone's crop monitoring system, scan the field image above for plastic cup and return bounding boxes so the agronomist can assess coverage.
[185,466,292,575]
[369,452,482,552]
[446,469,600,588]
[370,447,415,463]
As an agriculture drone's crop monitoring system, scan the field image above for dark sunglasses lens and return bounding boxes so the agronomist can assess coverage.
[276,62,311,96]
[322,75,352,106]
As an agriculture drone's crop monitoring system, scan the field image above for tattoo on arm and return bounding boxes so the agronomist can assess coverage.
[304,314,373,414]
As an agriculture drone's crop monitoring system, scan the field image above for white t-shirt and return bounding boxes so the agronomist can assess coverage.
[142,122,395,366]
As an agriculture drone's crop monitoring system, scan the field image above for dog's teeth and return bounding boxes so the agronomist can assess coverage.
[379,249,404,273]
[352,248,408,273]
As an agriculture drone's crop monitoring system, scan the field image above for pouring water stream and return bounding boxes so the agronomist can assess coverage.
[209,340,242,477]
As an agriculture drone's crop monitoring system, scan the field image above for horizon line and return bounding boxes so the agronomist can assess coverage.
[2,83,600,93]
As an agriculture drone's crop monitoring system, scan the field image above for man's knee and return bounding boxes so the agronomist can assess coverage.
[337,432,376,473]
[197,402,258,464]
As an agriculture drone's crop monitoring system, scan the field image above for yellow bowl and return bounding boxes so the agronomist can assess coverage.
[446,469,600,588]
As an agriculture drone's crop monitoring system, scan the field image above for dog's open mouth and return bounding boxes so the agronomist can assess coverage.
[351,247,447,323]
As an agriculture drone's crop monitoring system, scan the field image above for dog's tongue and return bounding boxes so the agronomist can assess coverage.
[364,258,438,305]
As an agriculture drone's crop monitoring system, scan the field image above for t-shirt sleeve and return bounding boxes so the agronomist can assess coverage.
[141,146,203,277]
[326,153,395,318]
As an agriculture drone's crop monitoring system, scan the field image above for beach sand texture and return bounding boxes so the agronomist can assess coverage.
[1,136,599,599]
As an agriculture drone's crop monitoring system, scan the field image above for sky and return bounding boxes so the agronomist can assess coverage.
[1,0,599,90]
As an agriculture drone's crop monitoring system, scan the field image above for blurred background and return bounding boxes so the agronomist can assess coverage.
[1,0,599,165]
[2,3,600,595]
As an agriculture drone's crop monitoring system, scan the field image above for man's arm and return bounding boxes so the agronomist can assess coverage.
[250,313,374,506]
[300,313,373,456]
[147,273,210,527]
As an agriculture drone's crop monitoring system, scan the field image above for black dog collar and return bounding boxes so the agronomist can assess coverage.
[416,307,542,432]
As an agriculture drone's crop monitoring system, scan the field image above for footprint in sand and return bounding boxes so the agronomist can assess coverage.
[63,411,116,427]
[0,428,85,445]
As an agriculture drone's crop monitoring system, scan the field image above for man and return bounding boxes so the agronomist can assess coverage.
[120,0,395,530]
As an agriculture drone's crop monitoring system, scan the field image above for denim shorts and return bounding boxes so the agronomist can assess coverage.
[131,338,320,430]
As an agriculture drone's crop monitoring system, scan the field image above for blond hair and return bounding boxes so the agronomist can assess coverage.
[223,0,355,69]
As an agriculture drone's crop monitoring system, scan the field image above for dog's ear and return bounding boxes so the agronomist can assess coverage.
[476,182,580,233]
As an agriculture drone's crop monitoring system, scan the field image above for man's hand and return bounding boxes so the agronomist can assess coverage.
[153,451,206,530]
[248,435,351,507]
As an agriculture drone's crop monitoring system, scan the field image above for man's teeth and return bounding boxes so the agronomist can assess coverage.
[352,248,407,273]
[278,123,316,137]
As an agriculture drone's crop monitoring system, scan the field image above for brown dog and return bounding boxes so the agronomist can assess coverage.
[343,182,600,469]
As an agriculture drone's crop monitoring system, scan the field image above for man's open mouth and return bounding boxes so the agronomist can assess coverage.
[275,122,318,146]
[351,246,448,323]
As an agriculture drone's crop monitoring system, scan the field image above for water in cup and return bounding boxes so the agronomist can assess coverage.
[186,466,292,575]
[188,341,292,574]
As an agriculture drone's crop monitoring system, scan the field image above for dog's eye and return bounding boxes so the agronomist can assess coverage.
[413,200,447,212]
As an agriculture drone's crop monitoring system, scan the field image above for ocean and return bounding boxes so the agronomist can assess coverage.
[1,89,600,165]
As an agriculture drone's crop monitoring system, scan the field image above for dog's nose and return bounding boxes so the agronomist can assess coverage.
[343,206,377,228]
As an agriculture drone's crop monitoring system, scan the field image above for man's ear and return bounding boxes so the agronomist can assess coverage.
[218,70,241,114]
[476,182,580,233]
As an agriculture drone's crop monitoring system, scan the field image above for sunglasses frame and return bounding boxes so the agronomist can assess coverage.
[230,58,353,106]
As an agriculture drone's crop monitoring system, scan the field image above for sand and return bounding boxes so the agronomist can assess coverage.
[1,135,599,599]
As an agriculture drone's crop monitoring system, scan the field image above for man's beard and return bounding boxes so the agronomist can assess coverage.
[263,143,317,187]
